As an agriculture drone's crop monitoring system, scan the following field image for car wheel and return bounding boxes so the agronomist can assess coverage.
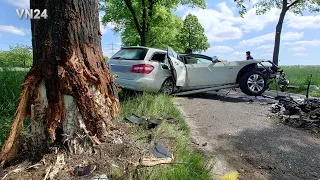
[160,78,174,94]
[239,70,267,96]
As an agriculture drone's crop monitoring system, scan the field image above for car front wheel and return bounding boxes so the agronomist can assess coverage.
[160,78,174,95]
[239,70,267,96]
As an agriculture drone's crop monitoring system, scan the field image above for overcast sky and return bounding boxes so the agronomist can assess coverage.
[0,0,320,65]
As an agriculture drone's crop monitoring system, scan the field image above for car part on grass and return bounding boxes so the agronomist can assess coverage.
[125,114,141,124]
[150,142,172,158]
[125,114,163,129]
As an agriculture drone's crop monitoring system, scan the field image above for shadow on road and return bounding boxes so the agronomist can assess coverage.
[215,124,320,180]
[179,92,250,103]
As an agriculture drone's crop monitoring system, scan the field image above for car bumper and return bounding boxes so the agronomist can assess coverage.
[114,77,161,93]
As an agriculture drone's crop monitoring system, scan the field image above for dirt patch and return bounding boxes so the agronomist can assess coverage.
[0,122,140,180]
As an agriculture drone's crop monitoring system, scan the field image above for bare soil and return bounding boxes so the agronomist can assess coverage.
[0,122,141,180]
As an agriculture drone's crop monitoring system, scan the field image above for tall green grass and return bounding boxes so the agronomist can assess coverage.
[0,69,27,146]
[273,65,320,97]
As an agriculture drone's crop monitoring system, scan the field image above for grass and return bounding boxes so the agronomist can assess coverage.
[119,92,211,179]
[0,69,28,146]
[271,65,320,97]
[0,69,211,179]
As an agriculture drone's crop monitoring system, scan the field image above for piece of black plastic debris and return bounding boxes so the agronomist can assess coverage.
[125,114,141,124]
[148,120,162,129]
[150,142,172,158]
[73,163,96,176]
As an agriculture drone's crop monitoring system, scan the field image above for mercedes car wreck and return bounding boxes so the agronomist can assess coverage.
[108,46,289,96]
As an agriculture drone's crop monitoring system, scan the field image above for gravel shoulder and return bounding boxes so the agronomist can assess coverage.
[174,89,320,180]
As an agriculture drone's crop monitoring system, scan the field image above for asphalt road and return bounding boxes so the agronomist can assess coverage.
[174,89,320,180]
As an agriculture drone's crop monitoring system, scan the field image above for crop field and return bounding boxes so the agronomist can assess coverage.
[277,66,320,97]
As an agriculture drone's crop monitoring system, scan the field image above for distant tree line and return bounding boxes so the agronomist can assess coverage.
[0,44,33,68]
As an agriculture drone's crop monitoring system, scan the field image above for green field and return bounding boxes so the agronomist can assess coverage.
[277,66,320,97]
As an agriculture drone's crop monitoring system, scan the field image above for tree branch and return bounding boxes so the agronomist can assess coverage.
[124,0,142,36]
[287,0,302,9]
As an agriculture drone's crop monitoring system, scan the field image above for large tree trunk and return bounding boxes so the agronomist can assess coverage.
[0,0,120,167]
[272,1,288,66]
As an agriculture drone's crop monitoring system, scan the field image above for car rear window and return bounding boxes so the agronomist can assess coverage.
[112,48,148,60]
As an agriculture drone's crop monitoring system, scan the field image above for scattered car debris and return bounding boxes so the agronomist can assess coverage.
[271,96,320,131]
[150,142,172,159]
[125,114,162,129]
[92,174,109,180]
[125,114,141,124]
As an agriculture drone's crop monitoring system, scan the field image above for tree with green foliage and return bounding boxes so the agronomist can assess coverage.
[235,0,320,65]
[0,44,32,68]
[104,56,110,61]
[120,5,185,52]
[177,14,209,53]
[100,0,206,48]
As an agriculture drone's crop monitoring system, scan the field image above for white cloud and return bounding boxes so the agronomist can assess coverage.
[99,11,116,35]
[207,46,233,53]
[184,2,280,42]
[0,25,26,36]
[289,47,306,52]
[262,53,273,57]
[186,8,243,42]
[7,0,29,8]
[283,40,320,47]
[237,32,303,47]
[293,53,307,57]
[256,44,274,51]
[286,13,320,29]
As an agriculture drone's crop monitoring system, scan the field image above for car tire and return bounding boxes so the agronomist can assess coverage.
[239,70,267,96]
[160,78,174,95]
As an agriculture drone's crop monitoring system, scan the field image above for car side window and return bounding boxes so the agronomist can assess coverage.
[151,53,166,63]
[186,57,212,64]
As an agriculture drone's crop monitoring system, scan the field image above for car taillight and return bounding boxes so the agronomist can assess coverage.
[130,64,154,74]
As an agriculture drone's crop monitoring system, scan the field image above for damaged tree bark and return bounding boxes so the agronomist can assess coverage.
[0,0,120,166]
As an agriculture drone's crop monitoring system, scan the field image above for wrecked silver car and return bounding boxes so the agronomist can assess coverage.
[108,46,288,96]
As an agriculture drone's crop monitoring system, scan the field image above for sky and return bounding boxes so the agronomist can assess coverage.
[0,0,320,65]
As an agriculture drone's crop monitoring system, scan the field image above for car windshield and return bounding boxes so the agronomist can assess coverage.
[112,48,148,60]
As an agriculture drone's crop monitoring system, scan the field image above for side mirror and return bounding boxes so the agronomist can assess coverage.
[161,64,169,69]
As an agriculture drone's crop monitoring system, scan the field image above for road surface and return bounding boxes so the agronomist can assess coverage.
[174,89,320,180]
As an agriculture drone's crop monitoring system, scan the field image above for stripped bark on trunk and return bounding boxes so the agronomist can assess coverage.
[0,0,120,166]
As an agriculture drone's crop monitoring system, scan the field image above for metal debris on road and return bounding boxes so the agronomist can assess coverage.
[271,96,320,130]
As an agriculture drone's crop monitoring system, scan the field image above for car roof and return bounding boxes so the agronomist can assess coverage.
[121,46,166,53]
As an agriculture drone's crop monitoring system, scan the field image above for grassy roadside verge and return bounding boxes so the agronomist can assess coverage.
[119,92,211,179]
[0,70,211,179]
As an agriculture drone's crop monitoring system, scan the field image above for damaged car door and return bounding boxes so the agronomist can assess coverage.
[182,54,227,87]
[167,46,187,87]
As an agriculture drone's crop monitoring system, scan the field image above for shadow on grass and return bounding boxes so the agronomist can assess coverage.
[214,124,320,180]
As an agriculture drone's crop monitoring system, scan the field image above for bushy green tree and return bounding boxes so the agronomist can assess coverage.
[235,0,320,65]
[0,44,32,67]
[177,13,209,53]
[100,0,206,48]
